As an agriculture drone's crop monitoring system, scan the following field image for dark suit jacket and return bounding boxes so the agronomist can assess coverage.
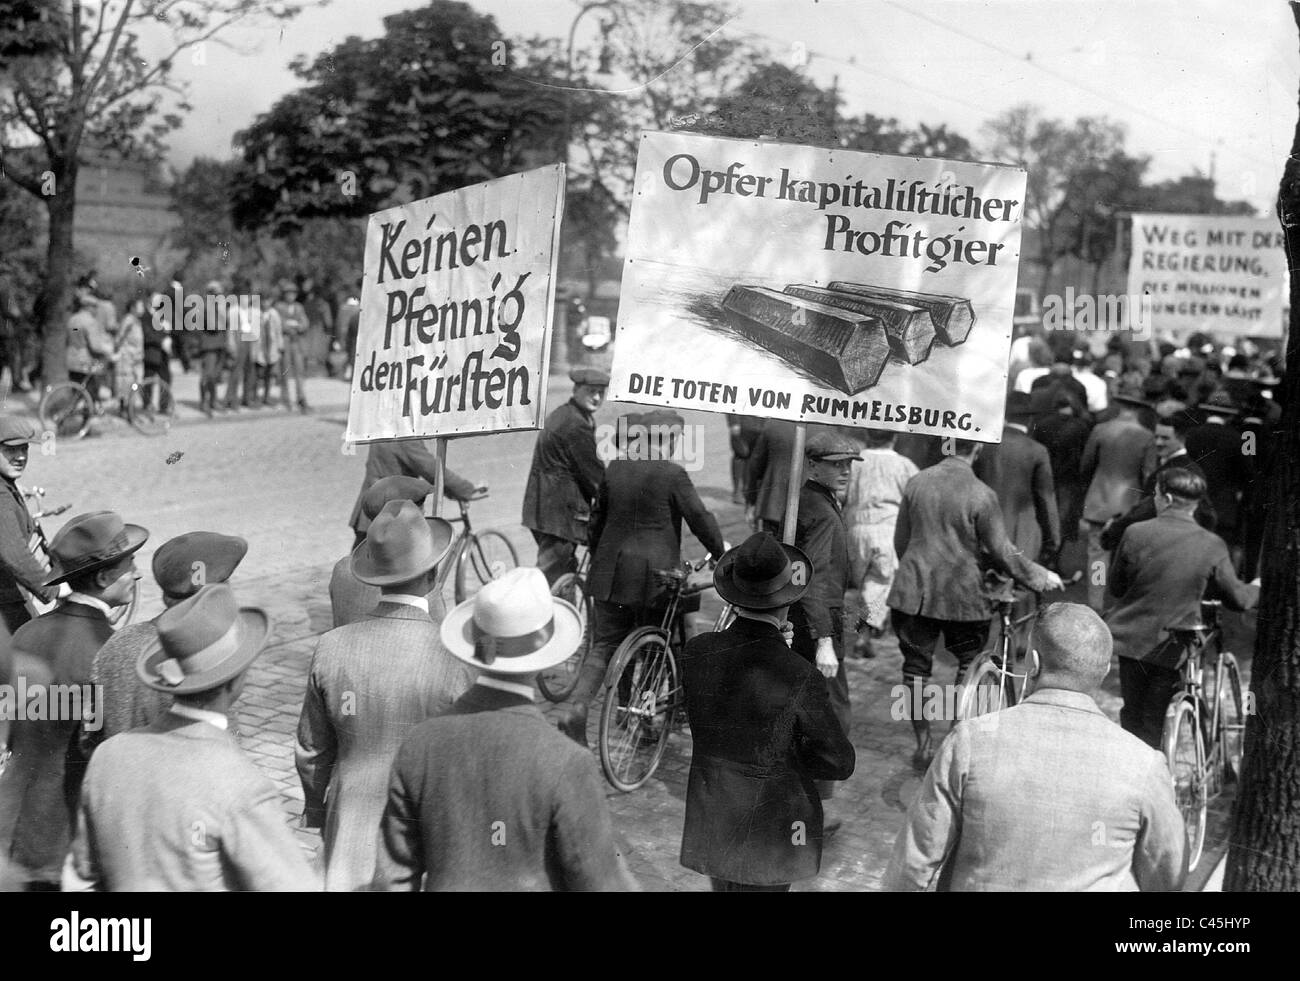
[1100,451,1214,551]
[521,399,604,543]
[588,459,724,608]
[888,456,1051,622]
[1033,413,1092,534]
[327,554,446,628]
[374,684,634,891]
[790,480,851,644]
[1185,422,1251,536]
[744,419,799,526]
[0,478,51,608]
[1080,416,1153,523]
[0,601,111,881]
[680,616,855,885]
[348,441,478,535]
[1107,510,1258,668]
[974,426,1061,562]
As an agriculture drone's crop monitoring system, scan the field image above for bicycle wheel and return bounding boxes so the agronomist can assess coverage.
[107,576,140,632]
[39,382,93,440]
[599,630,677,792]
[454,530,518,603]
[126,377,176,436]
[957,649,1014,720]
[1163,697,1208,871]
[537,573,593,703]
[1215,652,1245,783]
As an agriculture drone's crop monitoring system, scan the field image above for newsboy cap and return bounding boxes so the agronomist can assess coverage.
[569,367,610,387]
[804,430,862,462]
[0,415,39,446]
[152,531,249,600]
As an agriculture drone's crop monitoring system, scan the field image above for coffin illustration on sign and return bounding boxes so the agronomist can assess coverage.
[719,281,975,395]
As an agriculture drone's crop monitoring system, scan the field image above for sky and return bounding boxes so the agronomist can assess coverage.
[153,0,1296,213]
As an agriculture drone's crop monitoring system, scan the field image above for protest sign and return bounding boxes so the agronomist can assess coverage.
[608,131,1028,442]
[345,164,565,443]
[1127,213,1286,339]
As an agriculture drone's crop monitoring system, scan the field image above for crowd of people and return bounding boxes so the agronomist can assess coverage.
[0,319,1280,890]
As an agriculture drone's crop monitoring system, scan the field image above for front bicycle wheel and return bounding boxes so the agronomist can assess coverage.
[599,630,677,792]
[538,573,593,703]
[1215,652,1245,783]
[957,649,1014,720]
[1163,697,1208,871]
[126,377,176,436]
[39,382,94,440]
[454,529,518,603]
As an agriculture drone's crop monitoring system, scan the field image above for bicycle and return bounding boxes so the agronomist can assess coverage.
[598,555,714,792]
[1161,599,1245,872]
[538,542,594,703]
[432,496,519,604]
[19,486,138,631]
[39,364,175,440]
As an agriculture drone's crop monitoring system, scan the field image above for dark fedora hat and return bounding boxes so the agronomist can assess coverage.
[137,584,269,695]
[351,500,454,587]
[713,532,811,611]
[152,532,248,600]
[361,475,436,521]
[45,511,149,587]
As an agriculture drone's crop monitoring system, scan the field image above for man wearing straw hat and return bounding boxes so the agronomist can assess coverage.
[680,532,856,892]
[65,583,315,891]
[0,510,146,890]
[374,567,635,891]
[298,500,474,891]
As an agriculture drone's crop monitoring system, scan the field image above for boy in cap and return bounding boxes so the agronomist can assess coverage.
[522,367,609,585]
[681,533,855,890]
[374,567,634,891]
[0,416,56,643]
[82,531,248,754]
[0,510,147,889]
[298,500,474,891]
[66,583,315,890]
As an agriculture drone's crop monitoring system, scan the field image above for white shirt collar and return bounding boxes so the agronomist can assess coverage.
[66,592,114,618]
[378,593,429,613]
[169,703,229,730]
[475,676,535,701]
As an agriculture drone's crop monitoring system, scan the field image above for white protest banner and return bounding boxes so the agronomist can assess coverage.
[345,164,565,443]
[609,132,1027,442]
[1127,213,1286,339]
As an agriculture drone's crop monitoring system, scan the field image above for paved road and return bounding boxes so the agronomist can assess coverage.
[3,367,1251,890]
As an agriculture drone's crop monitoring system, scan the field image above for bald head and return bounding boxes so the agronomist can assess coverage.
[1033,603,1112,694]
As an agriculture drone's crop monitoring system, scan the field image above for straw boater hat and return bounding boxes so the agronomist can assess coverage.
[44,511,149,587]
[441,567,582,674]
[713,532,811,611]
[137,583,270,695]
[351,500,454,587]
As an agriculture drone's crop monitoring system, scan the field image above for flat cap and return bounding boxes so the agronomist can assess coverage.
[805,430,862,462]
[640,409,684,429]
[153,531,248,599]
[569,367,610,387]
[0,415,39,446]
[362,475,435,520]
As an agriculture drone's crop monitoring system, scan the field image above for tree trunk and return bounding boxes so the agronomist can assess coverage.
[39,157,77,388]
[1224,0,1300,891]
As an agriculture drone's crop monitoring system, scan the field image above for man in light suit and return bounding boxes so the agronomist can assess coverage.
[884,603,1187,891]
[348,439,484,548]
[66,583,315,891]
[680,533,855,891]
[888,440,1061,771]
[374,568,635,891]
[1079,393,1153,612]
[330,475,451,627]
[973,391,1060,566]
[298,500,474,891]
[0,511,147,890]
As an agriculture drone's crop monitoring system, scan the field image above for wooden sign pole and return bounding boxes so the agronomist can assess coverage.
[430,437,446,518]
[781,423,807,545]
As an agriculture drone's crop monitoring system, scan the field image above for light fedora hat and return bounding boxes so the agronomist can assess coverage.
[441,567,582,674]
[351,499,454,587]
[137,583,270,695]
[713,531,811,611]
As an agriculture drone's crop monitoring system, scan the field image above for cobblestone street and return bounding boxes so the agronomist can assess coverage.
[1,368,1249,891]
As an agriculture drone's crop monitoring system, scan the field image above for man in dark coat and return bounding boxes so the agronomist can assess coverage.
[0,510,146,890]
[1031,389,1092,554]
[888,440,1061,771]
[744,418,801,534]
[374,568,635,891]
[348,439,483,547]
[973,392,1061,566]
[1185,395,1251,565]
[681,532,855,891]
[521,367,608,584]
[556,411,726,746]
[0,417,55,643]
[789,431,860,821]
[1106,468,1259,748]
